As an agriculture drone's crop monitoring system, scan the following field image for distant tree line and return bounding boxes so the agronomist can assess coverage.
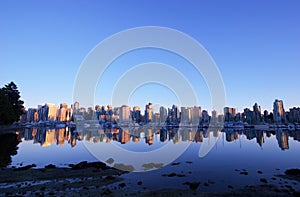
[0,82,24,125]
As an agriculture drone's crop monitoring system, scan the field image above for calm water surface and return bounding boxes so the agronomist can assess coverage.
[2,126,300,192]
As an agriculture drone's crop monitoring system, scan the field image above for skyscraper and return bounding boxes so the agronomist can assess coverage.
[273,99,286,123]
[120,105,131,123]
[159,106,168,123]
[144,103,153,123]
[253,103,262,123]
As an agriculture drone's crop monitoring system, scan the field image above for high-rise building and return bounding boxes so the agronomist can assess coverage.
[273,99,286,123]
[193,106,201,124]
[144,103,153,123]
[224,107,236,121]
[37,103,58,121]
[288,107,300,123]
[119,105,131,123]
[159,106,168,123]
[58,103,68,121]
[243,108,254,123]
[132,106,141,123]
[253,103,262,123]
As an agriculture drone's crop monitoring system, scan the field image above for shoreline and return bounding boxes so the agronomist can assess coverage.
[0,162,299,196]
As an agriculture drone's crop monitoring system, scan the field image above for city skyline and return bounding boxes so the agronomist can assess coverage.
[1,1,299,112]
[21,99,300,125]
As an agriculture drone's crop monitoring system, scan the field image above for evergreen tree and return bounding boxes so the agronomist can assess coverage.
[0,82,24,125]
[0,90,15,125]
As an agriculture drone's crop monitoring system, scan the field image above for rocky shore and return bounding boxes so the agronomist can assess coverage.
[0,161,299,196]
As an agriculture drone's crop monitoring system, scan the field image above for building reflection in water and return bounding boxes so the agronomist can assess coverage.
[15,126,300,151]
[17,127,82,147]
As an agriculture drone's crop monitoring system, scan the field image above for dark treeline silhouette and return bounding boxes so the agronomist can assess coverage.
[0,81,24,125]
[0,133,20,167]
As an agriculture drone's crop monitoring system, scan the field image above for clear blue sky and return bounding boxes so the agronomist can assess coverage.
[1,0,299,113]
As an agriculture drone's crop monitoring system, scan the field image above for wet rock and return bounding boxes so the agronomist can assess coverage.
[285,169,300,176]
[142,163,163,170]
[106,158,114,164]
[183,181,200,191]
[40,186,46,191]
[69,161,107,170]
[240,171,248,175]
[13,164,36,171]
[162,172,185,177]
[105,175,115,180]
[271,177,277,180]
[45,164,56,169]
[260,178,268,183]
[285,185,292,189]
[137,181,142,186]
[167,172,177,177]
[113,163,134,172]
[257,170,263,174]
[185,161,193,164]
[171,162,180,166]
[102,188,112,195]
[204,182,209,187]
[119,182,126,188]
[228,185,233,189]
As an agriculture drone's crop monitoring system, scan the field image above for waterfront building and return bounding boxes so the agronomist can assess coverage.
[253,103,262,123]
[144,102,153,123]
[120,105,131,123]
[224,107,236,122]
[132,106,142,123]
[193,106,201,124]
[159,106,168,123]
[243,108,254,124]
[288,107,300,123]
[273,99,286,123]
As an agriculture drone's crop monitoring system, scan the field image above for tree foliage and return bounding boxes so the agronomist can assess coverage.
[0,82,24,125]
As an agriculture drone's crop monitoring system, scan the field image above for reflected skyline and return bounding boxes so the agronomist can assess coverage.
[15,126,300,151]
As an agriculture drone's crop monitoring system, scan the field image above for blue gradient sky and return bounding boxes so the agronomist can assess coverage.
[1,0,299,112]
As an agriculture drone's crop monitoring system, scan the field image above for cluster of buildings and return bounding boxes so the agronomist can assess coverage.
[20,99,300,125]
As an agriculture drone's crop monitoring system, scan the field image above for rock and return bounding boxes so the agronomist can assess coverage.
[118,183,126,188]
[13,164,36,171]
[137,181,142,186]
[183,181,200,191]
[204,182,209,186]
[102,188,112,195]
[69,161,107,170]
[106,158,114,164]
[104,175,115,180]
[240,171,248,175]
[285,185,292,189]
[185,161,193,164]
[260,178,268,183]
[171,162,180,166]
[257,170,263,174]
[45,164,56,169]
[228,185,233,189]
[285,169,300,176]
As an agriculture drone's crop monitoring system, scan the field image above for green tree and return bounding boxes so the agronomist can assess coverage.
[0,81,24,125]
[0,90,15,125]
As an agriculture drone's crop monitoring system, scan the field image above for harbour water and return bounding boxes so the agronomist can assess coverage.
[1,126,300,192]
